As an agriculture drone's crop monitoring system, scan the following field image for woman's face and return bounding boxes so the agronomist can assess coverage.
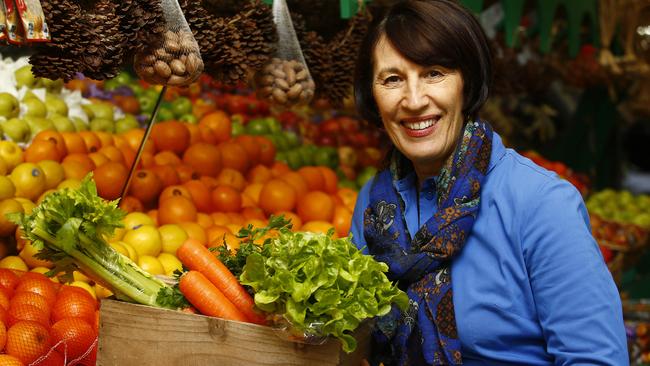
[372,35,465,178]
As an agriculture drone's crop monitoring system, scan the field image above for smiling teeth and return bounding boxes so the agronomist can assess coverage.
[405,119,435,130]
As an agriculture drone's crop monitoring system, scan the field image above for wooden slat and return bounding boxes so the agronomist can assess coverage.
[98,300,369,366]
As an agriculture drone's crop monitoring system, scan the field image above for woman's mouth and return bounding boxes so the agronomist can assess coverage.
[401,116,439,137]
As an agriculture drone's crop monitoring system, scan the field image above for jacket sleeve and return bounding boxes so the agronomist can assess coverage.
[520,178,628,365]
[349,180,372,254]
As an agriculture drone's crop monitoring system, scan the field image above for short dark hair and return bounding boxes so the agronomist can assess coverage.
[354,0,493,127]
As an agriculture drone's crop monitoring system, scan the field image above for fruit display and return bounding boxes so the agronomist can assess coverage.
[521,150,590,196]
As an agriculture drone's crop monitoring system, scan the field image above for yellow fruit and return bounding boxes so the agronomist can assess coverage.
[157,253,183,276]
[122,212,156,230]
[158,224,188,254]
[94,283,113,299]
[0,140,24,171]
[73,270,91,283]
[0,157,8,176]
[10,162,46,201]
[122,226,162,257]
[37,160,65,190]
[13,198,35,215]
[71,280,97,300]
[0,198,23,236]
[19,240,53,269]
[0,256,28,271]
[109,241,130,258]
[57,178,81,190]
[117,241,139,262]
[0,176,15,201]
[30,267,59,283]
[36,189,57,204]
[110,227,126,241]
[138,255,164,276]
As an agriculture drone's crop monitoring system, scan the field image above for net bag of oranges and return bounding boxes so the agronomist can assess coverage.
[133,0,203,87]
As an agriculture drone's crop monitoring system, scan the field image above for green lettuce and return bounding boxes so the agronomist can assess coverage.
[240,227,408,353]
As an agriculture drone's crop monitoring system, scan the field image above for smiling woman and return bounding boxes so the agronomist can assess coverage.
[350,1,627,365]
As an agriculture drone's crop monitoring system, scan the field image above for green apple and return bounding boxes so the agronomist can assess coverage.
[83,103,114,121]
[246,118,270,135]
[157,107,175,122]
[24,116,55,136]
[266,117,282,133]
[0,93,19,119]
[14,65,38,89]
[285,149,304,170]
[37,78,64,93]
[89,118,115,133]
[179,114,198,124]
[284,131,300,148]
[131,84,144,97]
[104,72,133,90]
[45,94,69,117]
[70,117,88,131]
[22,97,47,118]
[356,166,378,188]
[171,97,192,118]
[1,118,31,142]
[50,115,76,132]
[115,114,140,133]
[231,121,244,136]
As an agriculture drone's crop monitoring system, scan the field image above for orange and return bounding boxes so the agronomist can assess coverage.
[61,160,91,180]
[138,151,155,169]
[279,172,308,199]
[78,131,102,153]
[216,168,246,192]
[337,188,359,212]
[219,141,250,173]
[94,131,114,147]
[159,185,192,203]
[148,209,159,226]
[183,180,213,213]
[185,123,202,145]
[150,164,180,187]
[259,179,296,215]
[23,139,62,163]
[87,152,109,168]
[234,135,261,166]
[206,225,232,246]
[176,164,200,183]
[199,176,219,190]
[5,320,51,364]
[151,121,190,155]
[179,222,207,245]
[270,161,290,177]
[112,134,130,150]
[94,161,128,200]
[247,164,272,184]
[241,193,256,208]
[63,153,96,173]
[209,233,240,253]
[122,146,137,169]
[0,354,24,366]
[60,132,87,154]
[121,128,155,154]
[226,224,242,237]
[119,196,144,213]
[297,191,335,222]
[226,212,245,225]
[256,136,276,166]
[199,127,218,145]
[276,211,302,231]
[211,185,242,213]
[50,317,97,361]
[154,150,182,166]
[158,196,197,225]
[243,219,266,232]
[0,321,6,352]
[298,166,325,192]
[128,169,163,205]
[196,212,213,229]
[98,145,126,165]
[182,143,222,177]
[317,166,339,194]
[241,207,266,221]
[242,183,263,205]
[332,205,353,238]
[32,131,67,158]
[211,212,230,226]
[301,221,337,238]
[199,111,231,143]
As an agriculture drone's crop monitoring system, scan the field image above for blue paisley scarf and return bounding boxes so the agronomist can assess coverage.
[363,120,493,365]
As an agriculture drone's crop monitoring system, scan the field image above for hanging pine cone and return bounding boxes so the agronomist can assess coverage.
[291,12,331,100]
[239,0,276,71]
[82,0,124,80]
[203,0,242,17]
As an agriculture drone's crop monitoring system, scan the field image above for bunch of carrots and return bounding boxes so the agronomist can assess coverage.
[176,239,267,325]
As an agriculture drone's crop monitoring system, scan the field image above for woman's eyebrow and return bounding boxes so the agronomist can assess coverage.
[375,67,401,77]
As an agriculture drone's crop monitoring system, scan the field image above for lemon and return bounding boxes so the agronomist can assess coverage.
[37,160,65,190]
[0,140,24,171]
[94,283,113,299]
[0,176,14,201]
[0,157,8,176]
[0,198,23,236]
[19,240,54,269]
[73,270,91,283]
[138,255,164,276]
[13,197,35,214]
[157,253,183,276]
[57,178,81,190]
[10,163,46,201]
[71,280,97,300]
[122,226,162,257]
[0,256,28,271]
[122,212,156,230]
[109,241,130,258]
[30,267,59,283]
[158,224,188,254]
[36,189,57,205]
[117,241,139,262]
[110,227,126,242]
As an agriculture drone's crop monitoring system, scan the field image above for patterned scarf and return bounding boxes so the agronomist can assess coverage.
[363,120,493,365]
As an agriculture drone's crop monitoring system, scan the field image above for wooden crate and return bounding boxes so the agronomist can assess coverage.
[97,300,370,366]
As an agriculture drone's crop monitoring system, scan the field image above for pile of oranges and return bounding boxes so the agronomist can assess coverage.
[0,269,99,366]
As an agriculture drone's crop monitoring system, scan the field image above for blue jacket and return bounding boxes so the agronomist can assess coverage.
[350,133,628,365]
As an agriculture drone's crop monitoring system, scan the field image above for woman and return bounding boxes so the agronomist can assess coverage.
[350,1,628,365]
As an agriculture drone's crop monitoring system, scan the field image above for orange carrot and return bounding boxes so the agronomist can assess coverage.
[177,239,267,324]
[179,270,248,322]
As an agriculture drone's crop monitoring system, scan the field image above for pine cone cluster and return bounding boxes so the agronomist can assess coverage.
[292,12,332,101]
[30,0,164,81]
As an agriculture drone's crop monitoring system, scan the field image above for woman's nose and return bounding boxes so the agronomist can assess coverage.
[402,81,428,111]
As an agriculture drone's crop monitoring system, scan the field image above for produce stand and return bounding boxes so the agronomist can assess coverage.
[98,300,370,366]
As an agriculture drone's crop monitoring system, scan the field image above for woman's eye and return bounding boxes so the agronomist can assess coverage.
[426,70,442,78]
[383,75,401,84]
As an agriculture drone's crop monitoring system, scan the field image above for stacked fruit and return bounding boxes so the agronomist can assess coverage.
[521,150,590,196]
[0,269,99,365]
